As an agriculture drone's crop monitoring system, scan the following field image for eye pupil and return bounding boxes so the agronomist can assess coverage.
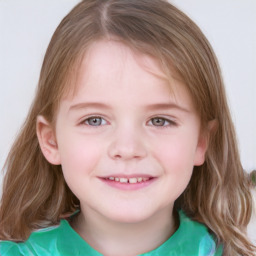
[88,117,102,126]
[152,118,165,126]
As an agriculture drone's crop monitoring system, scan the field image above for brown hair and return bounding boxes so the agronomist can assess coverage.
[0,0,255,255]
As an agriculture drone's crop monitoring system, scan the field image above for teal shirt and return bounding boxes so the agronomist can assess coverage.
[0,211,222,255]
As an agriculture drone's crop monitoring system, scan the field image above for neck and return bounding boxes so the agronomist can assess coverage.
[71,206,178,256]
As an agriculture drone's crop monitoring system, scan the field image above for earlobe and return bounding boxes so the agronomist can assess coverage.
[194,119,218,166]
[36,115,61,165]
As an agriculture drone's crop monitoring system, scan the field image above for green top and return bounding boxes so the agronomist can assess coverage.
[0,211,222,256]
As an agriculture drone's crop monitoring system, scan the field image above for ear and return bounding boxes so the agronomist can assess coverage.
[194,119,218,166]
[36,115,61,165]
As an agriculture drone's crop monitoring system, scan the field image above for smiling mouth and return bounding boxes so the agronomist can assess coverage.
[99,175,156,190]
[104,176,152,184]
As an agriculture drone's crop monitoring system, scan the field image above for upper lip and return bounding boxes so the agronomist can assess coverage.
[99,174,155,178]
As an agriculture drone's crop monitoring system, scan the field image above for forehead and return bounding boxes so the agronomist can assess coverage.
[61,39,194,111]
[77,40,168,92]
[65,40,182,95]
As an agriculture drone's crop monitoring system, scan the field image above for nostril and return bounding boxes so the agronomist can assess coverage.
[108,138,148,160]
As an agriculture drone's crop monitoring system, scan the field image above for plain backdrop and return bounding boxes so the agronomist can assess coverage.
[0,0,255,239]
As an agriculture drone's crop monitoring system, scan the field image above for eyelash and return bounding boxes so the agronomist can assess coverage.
[147,117,177,128]
[80,116,177,128]
[81,116,107,126]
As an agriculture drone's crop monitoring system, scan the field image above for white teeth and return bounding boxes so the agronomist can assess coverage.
[129,178,137,184]
[137,177,143,182]
[120,178,128,183]
[108,177,150,183]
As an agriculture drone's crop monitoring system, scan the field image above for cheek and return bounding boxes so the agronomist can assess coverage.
[151,133,198,195]
[154,140,195,200]
[57,134,103,176]
[57,136,104,198]
[153,134,198,170]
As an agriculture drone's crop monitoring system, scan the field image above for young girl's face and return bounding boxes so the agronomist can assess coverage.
[40,40,208,224]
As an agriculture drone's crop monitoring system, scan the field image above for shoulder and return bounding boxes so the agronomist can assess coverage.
[0,241,24,256]
[177,211,223,256]
[0,220,69,256]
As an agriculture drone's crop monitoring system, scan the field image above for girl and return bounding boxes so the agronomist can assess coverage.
[0,0,255,255]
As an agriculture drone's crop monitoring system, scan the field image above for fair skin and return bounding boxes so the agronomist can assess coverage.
[37,40,209,256]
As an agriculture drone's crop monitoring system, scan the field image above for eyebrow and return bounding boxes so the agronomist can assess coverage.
[145,103,190,112]
[69,102,190,113]
[69,102,111,112]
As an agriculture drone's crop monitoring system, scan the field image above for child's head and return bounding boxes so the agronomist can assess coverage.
[1,0,254,254]
[33,0,242,218]
[38,38,208,226]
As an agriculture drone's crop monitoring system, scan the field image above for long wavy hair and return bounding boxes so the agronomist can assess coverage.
[0,0,255,255]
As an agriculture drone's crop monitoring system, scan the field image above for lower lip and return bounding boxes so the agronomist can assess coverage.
[99,178,156,191]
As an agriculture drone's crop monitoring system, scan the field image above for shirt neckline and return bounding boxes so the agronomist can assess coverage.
[60,210,218,255]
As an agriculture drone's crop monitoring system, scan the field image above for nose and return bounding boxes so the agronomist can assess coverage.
[108,125,147,161]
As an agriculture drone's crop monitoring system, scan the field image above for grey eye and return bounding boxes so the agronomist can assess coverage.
[86,117,103,126]
[151,117,167,126]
